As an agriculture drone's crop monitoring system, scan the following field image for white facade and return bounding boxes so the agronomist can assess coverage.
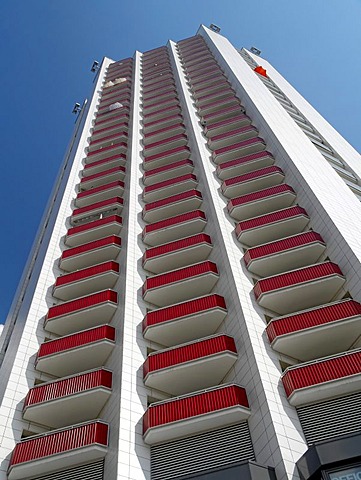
[1,25,361,480]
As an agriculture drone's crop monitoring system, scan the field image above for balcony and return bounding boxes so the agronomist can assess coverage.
[212,137,267,165]
[23,369,112,428]
[204,115,252,138]
[208,126,259,151]
[53,261,119,301]
[216,151,275,181]
[197,95,240,117]
[143,189,202,223]
[89,122,128,142]
[35,325,116,377]
[142,209,207,247]
[143,233,212,274]
[71,197,123,225]
[187,59,218,76]
[235,206,310,248]
[202,104,245,125]
[142,80,175,99]
[282,349,361,406]
[79,167,126,191]
[143,384,250,445]
[143,133,188,157]
[142,88,177,107]
[183,52,213,67]
[189,67,225,86]
[99,92,131,110]
[142,95,178,115]
[95,101,130,120]
[44,290,118,336]
[59,235,121,272]
[143,159,194,186]
[8,421,108,480]
[82,153,127,176]
[195,86,235,106]
[85,141,128,164]
[253,262,345,315]
[142,74,175,91]
[192,78,230,96]
[142,261,219,307]
[142,102,180,124]
[142,113,183,134]
[144,334,237,395]
[75,181,125,208]
[143,174,198,203]
[266,299,361,361]
[65,215,122,247]
[221,166,285,199]
[93,111,130,131]
[227,184,296,221]
[87,131,128,152]
[143,294,227,347]
[143,145,190,171]
[244,231,326,277]
[142,122,185,145]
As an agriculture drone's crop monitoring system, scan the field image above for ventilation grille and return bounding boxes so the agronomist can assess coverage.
[151,422,254,480]
[31,460,104,480]
[297,391,361,445]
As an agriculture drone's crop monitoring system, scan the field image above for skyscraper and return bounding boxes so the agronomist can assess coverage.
[1,23,361,480]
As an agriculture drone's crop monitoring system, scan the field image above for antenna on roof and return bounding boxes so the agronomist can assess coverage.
[209,24,221,33]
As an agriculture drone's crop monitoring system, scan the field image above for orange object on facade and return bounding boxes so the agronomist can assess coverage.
[254,66,267,77]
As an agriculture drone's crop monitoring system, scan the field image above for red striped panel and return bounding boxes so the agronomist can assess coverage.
[144,159,193,178]
[217,151,273,172]
[144,174,197,194]
[37,325,115,358]
[67,215,122,237]
[266,300,361,343]
[228,184,295,209]
[47,290,118,319]
[142,114,182,129]
[214,137,265,156]
[235,206,308,235]
[223,166,283,187]
[89,131,128,145]
[144,189,202,213]
[83,155,126,171]
[72,197,123,217]
[77,181,124,200]
[86,141,127,158]
[9,421,109,466]
[143,294,226,329]
[253,262,344,300]
[94,113,130,127]
[144,233,211,261]
[143,261,218,293]
[144,335,236,376]
[282,350,361,398]
[244,231,324,265]
[24,369,112,408]
[80,166,125,183]
[61,236,121,260]
[144,133,187,151]
[143,210,206,235]
[55,261,119,287]
[143,385,248,433]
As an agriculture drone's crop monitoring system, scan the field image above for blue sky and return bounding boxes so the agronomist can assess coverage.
[1,0,361,323]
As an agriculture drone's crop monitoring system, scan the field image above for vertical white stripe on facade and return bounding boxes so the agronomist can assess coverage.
[116,51,150,480]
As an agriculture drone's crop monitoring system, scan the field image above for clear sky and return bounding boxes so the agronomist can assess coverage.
[1,0,361,323]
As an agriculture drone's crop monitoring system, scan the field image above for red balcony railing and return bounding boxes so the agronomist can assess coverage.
[66,215,122,239]
[212,137,266,164]
[38,325,115,358]
[143,260,217,291]
[144,334,236,376]
[61,235,121,261]
[80,166,126,186]
[83,153,127,170]
[143,133,187,154]
[143,159,193,184]
[143,210,206,236]
[144,189,202,214]
[76,181,125,201]
[36,325,116,377]
[235,206,310,248]
[47,290,117,320]
[143,174,197,203]
[24,368,112,409]
[55,261,119,287]
[144,233,211,261]
[282,349,361,406]
[222,165,284,193]
[8,421,108,478]
[216,151,274,179]
[254,262,343,300]
[72,197,123,219]
[143,384,249,444]
[143,145,190,169]
[243,231,325,267]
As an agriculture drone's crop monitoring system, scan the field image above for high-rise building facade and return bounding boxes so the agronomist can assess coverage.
[1,24,361,480]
